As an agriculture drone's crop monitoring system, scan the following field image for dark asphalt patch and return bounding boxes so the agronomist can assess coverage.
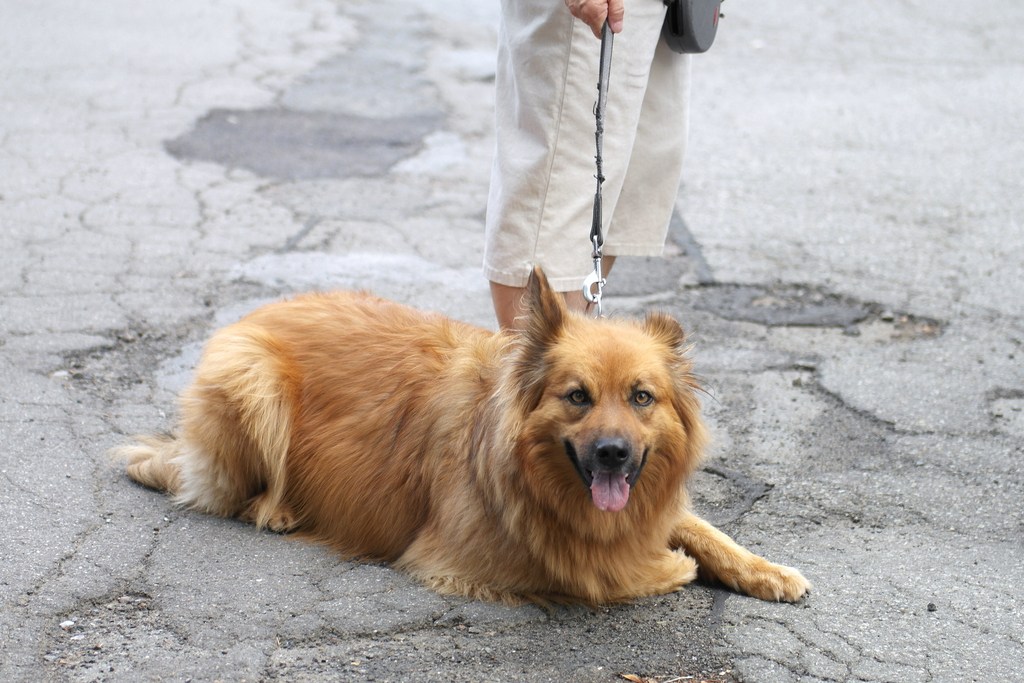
[687,282,943,338]
[166,108,441,181]
[690,283,875,328]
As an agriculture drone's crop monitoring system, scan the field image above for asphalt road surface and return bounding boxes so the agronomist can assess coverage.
[2,1,1022,681]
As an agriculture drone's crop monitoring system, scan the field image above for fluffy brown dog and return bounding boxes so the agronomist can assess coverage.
[118,268,810,604]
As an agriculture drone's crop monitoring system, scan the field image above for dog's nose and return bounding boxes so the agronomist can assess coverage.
[595,437,631,469]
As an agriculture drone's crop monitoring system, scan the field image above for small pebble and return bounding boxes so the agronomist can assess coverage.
[59,620,75,630]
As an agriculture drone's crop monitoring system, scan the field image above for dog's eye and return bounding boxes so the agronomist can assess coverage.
[566,389,590,406]
[632,390,654,407]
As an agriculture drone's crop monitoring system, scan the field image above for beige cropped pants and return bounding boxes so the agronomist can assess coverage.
[483,0,691,292]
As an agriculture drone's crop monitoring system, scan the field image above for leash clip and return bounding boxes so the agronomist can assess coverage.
[582,235,605,317]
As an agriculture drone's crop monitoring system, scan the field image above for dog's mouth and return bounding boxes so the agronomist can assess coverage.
[588,469,631,513]
[564,440,648,513]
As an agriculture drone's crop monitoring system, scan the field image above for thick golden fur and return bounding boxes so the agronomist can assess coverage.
[117,269,810,604]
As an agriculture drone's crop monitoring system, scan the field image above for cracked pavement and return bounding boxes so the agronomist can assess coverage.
[2,0,1022,681]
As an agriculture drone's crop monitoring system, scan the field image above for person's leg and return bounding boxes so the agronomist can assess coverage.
[484,0,666,326]
[604,39,691,259]
[489,281,527,331]
[491,256,616,330]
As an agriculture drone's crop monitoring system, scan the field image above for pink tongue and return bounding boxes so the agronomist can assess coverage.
[590,471,630,512]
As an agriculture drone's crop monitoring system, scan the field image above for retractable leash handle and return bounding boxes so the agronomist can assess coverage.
[662,0,722,54]
[582,21,614,316]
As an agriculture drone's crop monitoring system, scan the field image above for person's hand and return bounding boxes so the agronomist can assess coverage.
[565,0,624,38]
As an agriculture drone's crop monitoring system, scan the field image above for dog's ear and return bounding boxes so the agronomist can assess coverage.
[523,266,566,345]
[508,267,566,412]
[643,311,700,398]
[644,311,705,452]
[643,311,690,360]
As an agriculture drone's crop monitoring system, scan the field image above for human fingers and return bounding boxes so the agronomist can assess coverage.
[565,0,613,38]
[606,0,624,33]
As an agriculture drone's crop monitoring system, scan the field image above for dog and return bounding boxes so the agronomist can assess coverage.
[117,268,810,605]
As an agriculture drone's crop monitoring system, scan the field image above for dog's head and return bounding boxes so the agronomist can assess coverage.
[507,268,706,522]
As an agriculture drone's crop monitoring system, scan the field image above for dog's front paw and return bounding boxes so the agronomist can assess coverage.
[735,559,811,602]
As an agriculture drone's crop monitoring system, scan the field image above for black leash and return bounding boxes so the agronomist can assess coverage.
[582,21,613,317]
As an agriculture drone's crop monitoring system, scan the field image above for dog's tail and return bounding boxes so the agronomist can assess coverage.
[115,434,183,494]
